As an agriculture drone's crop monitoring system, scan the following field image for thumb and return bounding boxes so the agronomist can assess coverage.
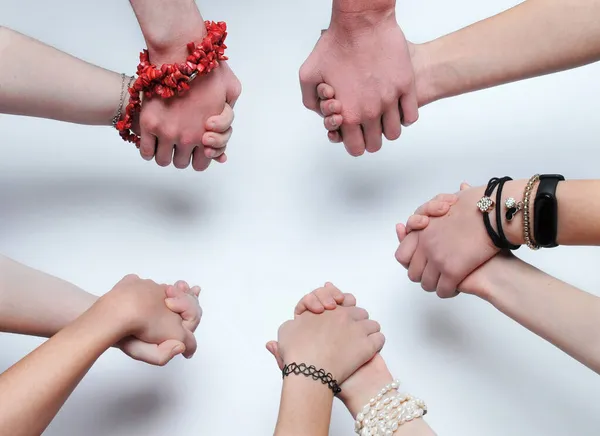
[460,182,471,191]
[124,339,185,367]
[266,341,284,370]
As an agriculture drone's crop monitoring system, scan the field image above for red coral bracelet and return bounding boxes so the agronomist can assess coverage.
[116,20,228,147]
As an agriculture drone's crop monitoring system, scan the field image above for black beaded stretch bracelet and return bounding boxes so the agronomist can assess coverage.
[282,362,342,395]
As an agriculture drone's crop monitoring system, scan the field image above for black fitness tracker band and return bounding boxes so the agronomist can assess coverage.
[533,174,564,248]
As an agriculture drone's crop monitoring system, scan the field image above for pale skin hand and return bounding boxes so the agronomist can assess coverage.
[0,255,202,365]
[300,3,418,156]
[268,285,436,435]
[394,182,499,298]
[129,0,242,170]
[0,274,197,436]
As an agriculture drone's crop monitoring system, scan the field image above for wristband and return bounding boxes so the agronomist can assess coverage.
[477,177,504,249]
[115,21,228,147]
[533,174,564,248]
[282,362,341,395]
[495,177,520,250]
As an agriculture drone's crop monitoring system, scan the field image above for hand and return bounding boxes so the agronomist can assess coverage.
[299,12,418,156]
[271,284,393,412]
[98,275,197,365]
[138,61,241,170]
[395,183,499,298]
[117,280,202,365]
[270,285,385,384]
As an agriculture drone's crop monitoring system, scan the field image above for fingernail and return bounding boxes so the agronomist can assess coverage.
[329,103,335,112]
[330,119,337,128]
[165,298,175,308]
[205,136,214,145]
[172,345,184,355]
[210,121,217,129]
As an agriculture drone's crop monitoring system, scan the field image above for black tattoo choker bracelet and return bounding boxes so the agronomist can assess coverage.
[282,362,342,395]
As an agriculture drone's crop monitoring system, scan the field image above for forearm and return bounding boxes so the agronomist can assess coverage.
[0,255,97,337]
[342,359,435,436]
[485,256,600,373]
[330,0,396,31]
[0,303,123,436]
[0,27,126,125]
[414,0,600,106]
[129,0,206,62]
[501,179,600,246]
[274,377,334,436]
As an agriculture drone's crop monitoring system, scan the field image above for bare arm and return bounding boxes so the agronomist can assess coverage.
[128,0,207,62]
[467,254,600,374]
[274,377,334,436]
[0,301,123,436]
[0,27,126,125]
[0,255,97,337]
[414,0,600,106]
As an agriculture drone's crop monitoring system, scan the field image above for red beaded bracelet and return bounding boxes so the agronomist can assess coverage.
[116,21,228,147]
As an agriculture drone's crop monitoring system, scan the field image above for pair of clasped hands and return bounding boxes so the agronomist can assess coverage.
[137,8,418,170]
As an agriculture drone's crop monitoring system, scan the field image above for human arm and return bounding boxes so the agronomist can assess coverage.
[0,274,193,436]
[300,0,418,156]
[0,26,127,125]
[128,0,241,170]
[272,285,435,435]
[0,254,202,363]
[413,0,600,106]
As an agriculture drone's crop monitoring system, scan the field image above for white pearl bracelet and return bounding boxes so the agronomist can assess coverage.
[354,380,427,436]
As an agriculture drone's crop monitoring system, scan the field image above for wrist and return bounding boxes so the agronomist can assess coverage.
[340,357,394,417]
[501,179,537,246]
[330,1,396,34]
[91,293,137,340]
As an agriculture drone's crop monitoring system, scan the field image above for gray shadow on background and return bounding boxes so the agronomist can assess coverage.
[396,300,600,433]
[0,175,209,234]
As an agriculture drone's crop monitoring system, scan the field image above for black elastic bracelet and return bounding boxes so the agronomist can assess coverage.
[495,177,520,250]
[282,362,341,395]
[482,177,505,249]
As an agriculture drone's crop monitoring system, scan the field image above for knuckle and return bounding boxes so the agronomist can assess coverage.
[363,106,381,120]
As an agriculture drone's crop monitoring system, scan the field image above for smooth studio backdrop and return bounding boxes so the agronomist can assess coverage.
[1,1,599,435]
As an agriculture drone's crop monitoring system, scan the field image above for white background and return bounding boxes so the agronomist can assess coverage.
[1,1,600,435]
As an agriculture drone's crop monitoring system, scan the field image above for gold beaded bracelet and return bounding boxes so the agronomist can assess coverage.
[523,174,540,250]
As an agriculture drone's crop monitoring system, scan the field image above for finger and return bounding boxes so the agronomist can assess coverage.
[433,193,459,204]
[363,120,383,154]
[421,262,441,293]
[175,280,190,292]
[320,99,342,117]
[294,293,324,316]
[139,131,157,161]
[314,285,343,309]
[317,83,336,100]
[328,130,342,143]
[203,128,232,151]
[341,292,356,307]
[395,231,419,268]
[266,341,284,370]
[155,138,175,167]
[368,332,386,354]
[349,306,369,321]
[126,340,185,367]
[460,182,472,191]
[415,200,451,217]
[405,215,430,233]
[214,153,227,163]
[400,89,419,127]
[181,329,197,359]
[324,114,343,131]
[206,104,234,133]
[360,319,381,335]
[190,286,201,297]
[341,124,366,157]
[165,284,185,299]
[382,104,402,141]
[299,66,322,112]
[407,248,427,283]
[396,223,407,243]
[192,147,212,172]
[226,78,243,109]
[324,282,346,305]
[436,275,461,299]
[172,144,194,169]
[165,294,202,331]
